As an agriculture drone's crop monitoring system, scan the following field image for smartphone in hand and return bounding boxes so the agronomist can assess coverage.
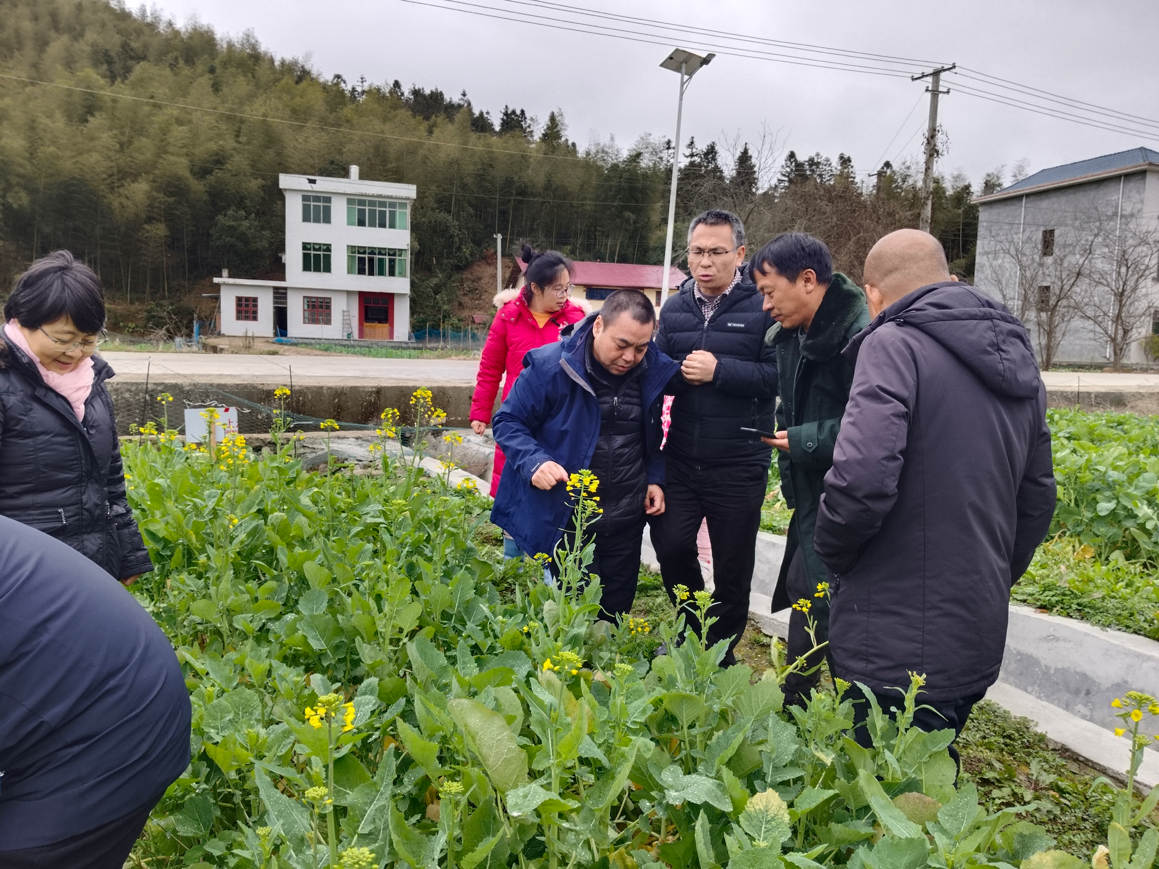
[740,426,778,439]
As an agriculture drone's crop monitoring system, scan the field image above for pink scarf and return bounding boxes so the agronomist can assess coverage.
[5,320,95,422]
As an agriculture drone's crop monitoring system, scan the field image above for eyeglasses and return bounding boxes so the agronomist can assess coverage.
[38,326,107,353]
[544,283,574,297]
[686,246,739,261]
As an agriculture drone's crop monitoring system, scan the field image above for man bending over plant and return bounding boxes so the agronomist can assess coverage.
[491,289,678,622]
[814,229,1056,767]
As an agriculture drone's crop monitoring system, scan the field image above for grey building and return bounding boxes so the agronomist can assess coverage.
[974,147,1159,367]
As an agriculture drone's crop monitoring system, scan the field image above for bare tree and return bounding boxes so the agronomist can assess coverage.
[991,224,1096,368]
[1077,208,1159,369]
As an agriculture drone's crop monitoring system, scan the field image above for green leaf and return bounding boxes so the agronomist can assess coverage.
[996,821,1053,862]
[857,770,923,840]
[934,781,981,839]
[447,697,528,794]
[356,748,397,838]
[297,587,328,615]
[861,835,930,869]
[792,786,839,818]
[1020,850,1088,869]
[733,675,784,721]
[738,789,792,850]
[704,719,750,774]
[397,719,444,780]
[254,771,311,849]
[891,792,940,828]
[726,849,782,869]
[1127,827,1158,869]
[460,800,509,869]
[189,599,219,622]
[172,794,215,837]
[408,635,452,686]
[302,560,332,587]
[587,742,640,814]
[390,806,445,869]
[696,809,722,869]
[504,783,579,817]
[660,766,733,812]
[664,692,708,730]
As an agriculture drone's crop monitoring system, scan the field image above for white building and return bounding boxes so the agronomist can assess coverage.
[216,166,416,341]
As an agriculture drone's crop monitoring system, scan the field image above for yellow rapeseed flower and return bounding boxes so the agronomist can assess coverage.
[543,658,555,671]
[1112,698,1123,708]
[1115,727,1126,737]
[791,598,812,613]
[1131,709,1144,722]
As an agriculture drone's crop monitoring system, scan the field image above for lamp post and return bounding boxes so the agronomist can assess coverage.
[659,48,715,307]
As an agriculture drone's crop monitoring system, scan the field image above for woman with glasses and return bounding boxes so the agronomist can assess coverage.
[470,244,587,552]
[0,250,153,583]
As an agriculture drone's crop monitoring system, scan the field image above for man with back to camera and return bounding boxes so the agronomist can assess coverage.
[649,209,778,665]
[490,289,678,621]
[750,232,870,708]
[813,229,1056,766]
[0,515,191,868]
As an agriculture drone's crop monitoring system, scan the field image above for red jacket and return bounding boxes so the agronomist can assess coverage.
[471,292,587,497]
[470,293,588,424]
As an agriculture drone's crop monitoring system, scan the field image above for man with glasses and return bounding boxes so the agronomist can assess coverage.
[651,209,778,665]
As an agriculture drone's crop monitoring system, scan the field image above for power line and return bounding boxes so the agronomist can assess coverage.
[956,67,1159,130]
[871,93,927,171]
[951,83,1159,141]
[397,0,919,78]
[491,0,945,68]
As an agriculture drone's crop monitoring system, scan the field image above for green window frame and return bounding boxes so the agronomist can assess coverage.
[346,197,408,230]
[302,194,331,224]
[302,242,332,273]
[347,246,407,278]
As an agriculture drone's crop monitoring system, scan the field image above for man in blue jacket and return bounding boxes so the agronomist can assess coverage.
[492,289,679,621]
[0,515,191,868]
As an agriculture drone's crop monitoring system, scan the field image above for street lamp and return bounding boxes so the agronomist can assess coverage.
[659,48,715,307]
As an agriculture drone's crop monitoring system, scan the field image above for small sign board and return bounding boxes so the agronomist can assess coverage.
[184,406,239,444]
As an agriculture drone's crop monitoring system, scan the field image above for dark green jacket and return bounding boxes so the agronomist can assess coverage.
[768,273,870,611]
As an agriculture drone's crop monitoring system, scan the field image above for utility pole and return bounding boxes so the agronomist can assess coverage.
[495,234,503,295]
[912,63,955,232]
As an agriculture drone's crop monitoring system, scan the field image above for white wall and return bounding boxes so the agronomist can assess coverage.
[393,292,410,339]
[286,288,357,341]
[218,284,274,337]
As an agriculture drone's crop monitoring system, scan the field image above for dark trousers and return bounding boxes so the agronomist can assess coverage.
[0,797,158,869]
[851,688,986,771]
[649,456,768,664]
[555,514,646,623]
[782,547,834,708]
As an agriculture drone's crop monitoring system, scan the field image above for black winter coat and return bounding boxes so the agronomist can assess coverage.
[0,327,152,581]
[813,283,1056,702]
[656,271,777,465]
[769,273,871,612]
[0,516,190,850]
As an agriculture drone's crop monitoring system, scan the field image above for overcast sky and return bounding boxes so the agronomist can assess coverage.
[148,0,1159,190]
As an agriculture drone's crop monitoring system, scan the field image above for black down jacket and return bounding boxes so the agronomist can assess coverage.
[586,343,647,531]
[813,282,1056,702]
[0,326,153,581]
[656,270,778,465]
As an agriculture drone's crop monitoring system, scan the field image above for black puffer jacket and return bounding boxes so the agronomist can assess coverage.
[814,283,1056,701]
[587,344,647,531]
[0,326,152,581]
[656,270,777,465]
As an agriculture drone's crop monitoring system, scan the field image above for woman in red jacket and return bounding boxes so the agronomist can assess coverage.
[470,245,587,523]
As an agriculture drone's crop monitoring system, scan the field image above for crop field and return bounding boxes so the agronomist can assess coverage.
[118,396,1158,868]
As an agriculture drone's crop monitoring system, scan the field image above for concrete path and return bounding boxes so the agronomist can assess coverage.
[101,352,479,385]
[104,352,1159,391]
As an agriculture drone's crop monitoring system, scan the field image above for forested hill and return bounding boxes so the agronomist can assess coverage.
[0,0,980,328]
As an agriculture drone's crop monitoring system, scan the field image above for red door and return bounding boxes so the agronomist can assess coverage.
[359,294,394,340]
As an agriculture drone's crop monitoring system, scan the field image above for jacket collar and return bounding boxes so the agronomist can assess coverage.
[769,272,868,361]
[558,313,677,403]
[503,294,581,326]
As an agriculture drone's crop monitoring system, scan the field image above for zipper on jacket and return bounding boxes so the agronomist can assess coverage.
[58,508,67,526]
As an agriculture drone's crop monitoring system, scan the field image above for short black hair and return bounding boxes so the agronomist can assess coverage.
[4,250,106,334]
[688,209,745,249]
[597,289,655,327]
[750,232,833,286]
[519,243,573,304]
